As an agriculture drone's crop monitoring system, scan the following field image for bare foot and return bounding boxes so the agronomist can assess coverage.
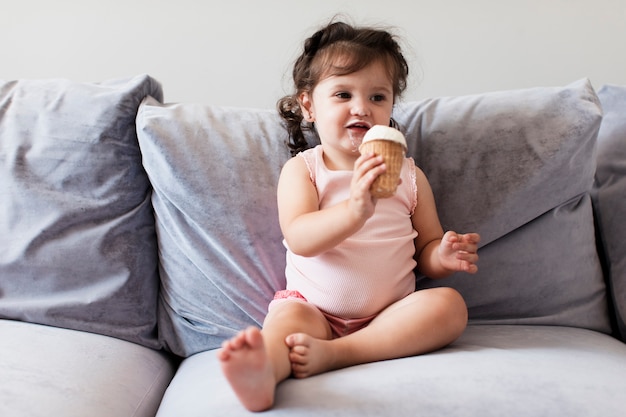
[285,333,337,378]
[217,327,275,412]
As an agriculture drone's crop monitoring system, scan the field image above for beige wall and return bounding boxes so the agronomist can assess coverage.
[1,0,625,108]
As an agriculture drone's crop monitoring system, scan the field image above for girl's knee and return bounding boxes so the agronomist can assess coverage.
[441,287,466,308]
[430,287,468,331]
[448,288,468,330]
[264,300,331,339]
[268,299,319,319]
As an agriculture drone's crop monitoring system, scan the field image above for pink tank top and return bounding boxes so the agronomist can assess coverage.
[284,145,419,318]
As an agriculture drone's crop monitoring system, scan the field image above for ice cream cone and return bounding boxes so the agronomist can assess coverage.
[359,125,407,198]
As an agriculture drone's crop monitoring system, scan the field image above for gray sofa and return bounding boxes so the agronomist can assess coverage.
[1,75,625,417]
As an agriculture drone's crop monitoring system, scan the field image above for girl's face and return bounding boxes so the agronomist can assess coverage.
[299,59,394,170]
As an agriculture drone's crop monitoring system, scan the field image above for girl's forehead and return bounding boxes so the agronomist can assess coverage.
[317,60,392,86]
[318,51,384,75]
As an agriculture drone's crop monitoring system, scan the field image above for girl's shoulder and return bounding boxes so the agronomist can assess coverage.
[403,158,427,183]
[289,145,321,182]
[281,152,309,173]
[280,147,318,184]
[410,162,430,188]
[299,144,322,161]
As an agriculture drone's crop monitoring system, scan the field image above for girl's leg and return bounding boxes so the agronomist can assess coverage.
[287,287,467,378]
[218,300,331,412]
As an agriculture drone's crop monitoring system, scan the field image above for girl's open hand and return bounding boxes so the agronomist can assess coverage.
[438,231,481,274]
[348,152,386,221]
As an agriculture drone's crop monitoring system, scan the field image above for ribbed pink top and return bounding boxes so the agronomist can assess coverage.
[284,145,418,318]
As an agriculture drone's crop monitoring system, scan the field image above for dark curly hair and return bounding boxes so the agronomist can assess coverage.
[277,20,409,156]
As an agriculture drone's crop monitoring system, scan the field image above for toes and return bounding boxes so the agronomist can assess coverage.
[216,348,230,361]
[219,327,262,357]
[288,347,308,364]
[293,344,307,354]
[220,337,237,353]
[291,362,310,379]
[245,327,264,349]
[285,332,310,348]
[230,331,247,349]
[284,334,297,348]
[220,339,231,351]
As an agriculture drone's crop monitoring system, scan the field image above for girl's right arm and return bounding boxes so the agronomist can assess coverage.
[277,153,384,257]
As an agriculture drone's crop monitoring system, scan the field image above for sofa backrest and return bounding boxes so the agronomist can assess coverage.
[399,79,609,331]
[137,98,292,356]
[136,78,613,357]
[593,85,626,342]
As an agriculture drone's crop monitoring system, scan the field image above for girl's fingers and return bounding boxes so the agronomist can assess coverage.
[353,153,385,190]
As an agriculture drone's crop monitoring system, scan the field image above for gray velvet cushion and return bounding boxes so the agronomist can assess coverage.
[593,84,626,341]
[137,98,291,356]
[396,79,610,333]
[0,75,162,348]
[137,79,610,357]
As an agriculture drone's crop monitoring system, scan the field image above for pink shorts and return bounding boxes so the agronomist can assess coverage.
[269,290,377,339]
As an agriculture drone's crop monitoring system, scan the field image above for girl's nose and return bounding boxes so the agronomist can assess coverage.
[351,97,371,116]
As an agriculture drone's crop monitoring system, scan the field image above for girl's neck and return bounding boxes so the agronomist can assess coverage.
[321,147,358,171]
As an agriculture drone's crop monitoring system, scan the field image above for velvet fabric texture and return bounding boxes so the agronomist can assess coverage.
[0,75,163,348]
[396,79,610,333]
[593,85,626,341]
[137,98,291,356]
[137,79,610,357]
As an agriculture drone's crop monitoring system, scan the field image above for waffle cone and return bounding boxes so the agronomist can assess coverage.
[360,139,405,198]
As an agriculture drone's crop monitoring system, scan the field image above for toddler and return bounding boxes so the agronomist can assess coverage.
[218,20,480,412]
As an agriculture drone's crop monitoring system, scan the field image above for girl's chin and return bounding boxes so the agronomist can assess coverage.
[347,132,364,153]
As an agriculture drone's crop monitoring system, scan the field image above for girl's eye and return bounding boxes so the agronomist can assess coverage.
[335,92,351,99]
[371,94,386,102]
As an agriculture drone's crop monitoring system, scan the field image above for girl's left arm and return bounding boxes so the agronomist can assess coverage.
[411,166,480,279]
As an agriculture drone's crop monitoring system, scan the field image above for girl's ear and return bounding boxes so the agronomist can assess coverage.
[299,92,314,122]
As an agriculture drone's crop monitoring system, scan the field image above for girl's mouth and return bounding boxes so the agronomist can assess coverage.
[346,123,370,152]
[347,123,370,133]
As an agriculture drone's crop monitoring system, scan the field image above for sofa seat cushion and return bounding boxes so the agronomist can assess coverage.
[0,319,177,417]
[156,325,626,417]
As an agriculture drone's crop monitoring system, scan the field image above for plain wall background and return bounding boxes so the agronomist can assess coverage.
[2,0,625,108]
